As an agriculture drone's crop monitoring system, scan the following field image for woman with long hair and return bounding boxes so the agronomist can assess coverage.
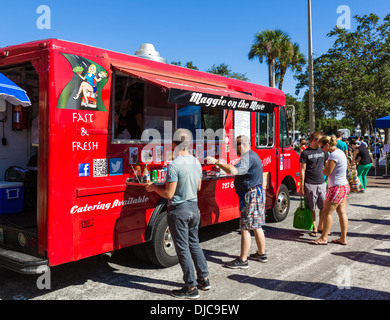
[350,139,372,192]
[73,64,102,103]
[312,135,350,245]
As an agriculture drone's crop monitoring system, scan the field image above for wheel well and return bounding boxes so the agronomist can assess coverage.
[145,199,168,242]
[281,175,297,195]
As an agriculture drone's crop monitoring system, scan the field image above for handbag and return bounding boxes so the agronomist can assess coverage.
[293,197,314,230]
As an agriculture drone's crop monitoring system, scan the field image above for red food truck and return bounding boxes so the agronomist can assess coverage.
[0,39,300,274]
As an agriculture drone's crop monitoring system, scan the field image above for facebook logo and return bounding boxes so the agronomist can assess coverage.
[79,163,90,177]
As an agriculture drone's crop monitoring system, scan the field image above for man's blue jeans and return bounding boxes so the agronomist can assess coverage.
[167,201,209,288]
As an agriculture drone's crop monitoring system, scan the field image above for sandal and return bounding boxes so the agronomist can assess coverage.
[309,231,318,237]
[331,239,347,246]
[311,240,328,245]
[318,230,331,236]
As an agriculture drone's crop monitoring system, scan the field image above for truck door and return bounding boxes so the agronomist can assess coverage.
[278,106,291,176]
[271,106,291,221]
[254,110,276,209]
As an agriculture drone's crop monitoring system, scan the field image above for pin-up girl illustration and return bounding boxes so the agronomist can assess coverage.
[57,53,109,111]
[73,64,107,107]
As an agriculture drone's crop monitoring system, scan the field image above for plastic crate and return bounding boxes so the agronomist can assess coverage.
[0,181,24,214]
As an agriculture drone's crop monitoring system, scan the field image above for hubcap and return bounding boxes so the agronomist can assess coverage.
[163,227,176,257]
[277,191,289,216]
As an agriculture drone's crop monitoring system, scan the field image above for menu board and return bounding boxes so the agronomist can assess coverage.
[234,110,251,139]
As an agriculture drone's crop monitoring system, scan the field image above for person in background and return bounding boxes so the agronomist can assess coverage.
[344,139,352,164]
[335,131,348,158]
[206,135,267,269]
[350,139,372,192]
[372,138,382,168]
[312,136,350,246]
[299,138,308,154]
[359,136,368,148]
[115,95,143,139]
[300,131,328,237]
[145,128,209,299]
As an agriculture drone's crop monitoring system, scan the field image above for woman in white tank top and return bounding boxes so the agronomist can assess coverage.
[311,135,349,246]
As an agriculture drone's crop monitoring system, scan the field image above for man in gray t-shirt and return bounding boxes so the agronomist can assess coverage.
[166,155,202,205]
[206,135,267,269]
[145,128,209,299]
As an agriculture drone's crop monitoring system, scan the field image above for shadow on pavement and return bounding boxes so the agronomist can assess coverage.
[228,273,390,300]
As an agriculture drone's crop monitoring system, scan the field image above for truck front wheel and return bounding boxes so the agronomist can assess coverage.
[267,184,290,222]
[146,212,178,268]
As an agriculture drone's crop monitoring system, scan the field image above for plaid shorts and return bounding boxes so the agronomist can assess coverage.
[239,186,265,230]
[326,184,350,204]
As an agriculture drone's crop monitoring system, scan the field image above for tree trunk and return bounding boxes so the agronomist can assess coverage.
[268,60,274,88]
[360,124,367,137]
[385,128,390,145]
[278,69,287,90]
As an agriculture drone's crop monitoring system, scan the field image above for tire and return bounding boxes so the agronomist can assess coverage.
[146,212,178,268]
[131,243,150,263]
[267,184,290,222]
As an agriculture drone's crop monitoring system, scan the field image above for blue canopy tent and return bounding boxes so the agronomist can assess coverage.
[0,72,31,111]
[375,115,390,128]
[374,115,390,176]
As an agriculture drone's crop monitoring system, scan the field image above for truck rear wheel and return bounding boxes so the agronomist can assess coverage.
[146,212,178,268]
[267,184,290,222]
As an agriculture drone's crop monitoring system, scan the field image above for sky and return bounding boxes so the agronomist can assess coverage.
[1,0,389,99]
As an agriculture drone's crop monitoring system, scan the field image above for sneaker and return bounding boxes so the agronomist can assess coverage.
[248,252,268,263]
[197,277,211,290]
[224,258,249,269]
[171,287,199,299]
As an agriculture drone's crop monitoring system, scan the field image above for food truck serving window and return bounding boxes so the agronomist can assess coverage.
[177,105,223,140]
[112,71,225,143]
[112,67,274,144]
[113,72,175,142]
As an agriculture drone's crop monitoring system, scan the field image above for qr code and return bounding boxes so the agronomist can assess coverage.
[93,159,108,177]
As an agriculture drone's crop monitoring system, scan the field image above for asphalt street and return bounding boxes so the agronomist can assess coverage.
[0,169,389,302]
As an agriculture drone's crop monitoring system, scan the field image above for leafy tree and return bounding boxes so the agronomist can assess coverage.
[171,61,248,81]
[248,29,305,90]
[285,93,307,134]
[296,14,390,141]
[248,29,290,88]
[276,42,306,90]
[171,61,199,70]
[206,63,249,81]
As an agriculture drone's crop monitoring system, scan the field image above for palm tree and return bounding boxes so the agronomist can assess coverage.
[276,42,306,90]
[248,29,291,88]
